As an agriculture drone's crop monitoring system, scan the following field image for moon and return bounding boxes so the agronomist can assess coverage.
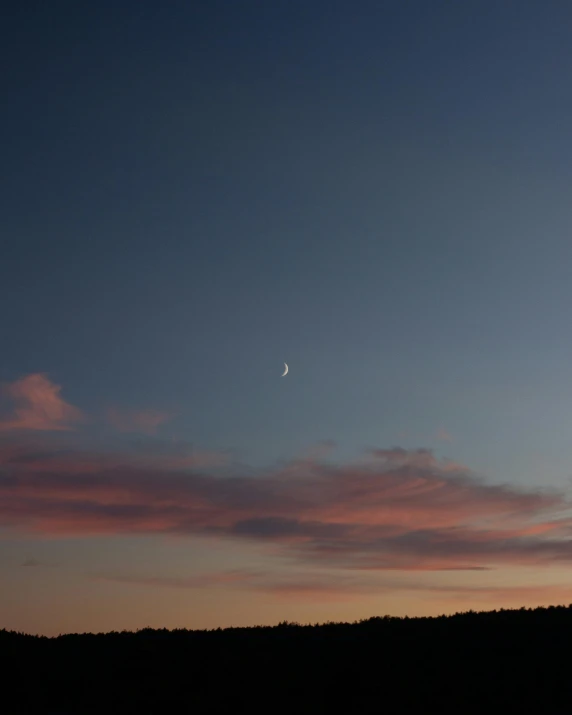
[281,363,289,377]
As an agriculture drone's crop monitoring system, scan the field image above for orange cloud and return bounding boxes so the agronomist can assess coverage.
[107,407,173,435]
[0,374,83,432]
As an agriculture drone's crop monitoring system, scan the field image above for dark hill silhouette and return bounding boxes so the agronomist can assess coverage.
[2,605,572,713]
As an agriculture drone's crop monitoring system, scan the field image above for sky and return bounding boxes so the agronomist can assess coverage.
[3,0,572,636]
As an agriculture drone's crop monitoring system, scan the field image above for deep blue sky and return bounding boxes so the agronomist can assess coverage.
[3,0,572,478]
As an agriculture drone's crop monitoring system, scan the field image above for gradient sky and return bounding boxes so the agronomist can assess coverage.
[3,1,572,636]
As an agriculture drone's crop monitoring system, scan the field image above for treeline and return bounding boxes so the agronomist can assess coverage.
[2,605,572,713]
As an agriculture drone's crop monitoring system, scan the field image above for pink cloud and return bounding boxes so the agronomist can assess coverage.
[1,440,572,573]
[0,374,84,432]
[107,407,173,435]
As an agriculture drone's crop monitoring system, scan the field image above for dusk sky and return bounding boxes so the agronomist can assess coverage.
[4,1,572,636]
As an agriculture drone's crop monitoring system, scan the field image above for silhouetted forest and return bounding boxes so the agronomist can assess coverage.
[3,605,572,713]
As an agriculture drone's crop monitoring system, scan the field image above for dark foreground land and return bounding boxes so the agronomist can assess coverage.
[2,605,572,714]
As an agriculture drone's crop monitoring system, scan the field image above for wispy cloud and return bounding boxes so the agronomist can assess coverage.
[436,428,453,442]
[1,439,571,572]
[95,568,572,606]
[95,569,383,603]
[21,557,43,567]
[96,569,265,590]
[0,374,84,432]
[107,408,173,435]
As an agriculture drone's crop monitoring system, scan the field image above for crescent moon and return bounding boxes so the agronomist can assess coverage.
[281,363,289,377]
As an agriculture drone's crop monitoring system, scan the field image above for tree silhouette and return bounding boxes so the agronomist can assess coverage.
[3,605,572,713]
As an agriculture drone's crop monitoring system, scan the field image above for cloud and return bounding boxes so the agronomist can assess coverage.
[21,557,42,567]
[437,429,453,442]
[95,569,383,603]
[107,408,173,435]
[1,439,572,573]
[415,582,572,602]
[95,568,572,607]
[0,374,84,432]
[96,569,265,590]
